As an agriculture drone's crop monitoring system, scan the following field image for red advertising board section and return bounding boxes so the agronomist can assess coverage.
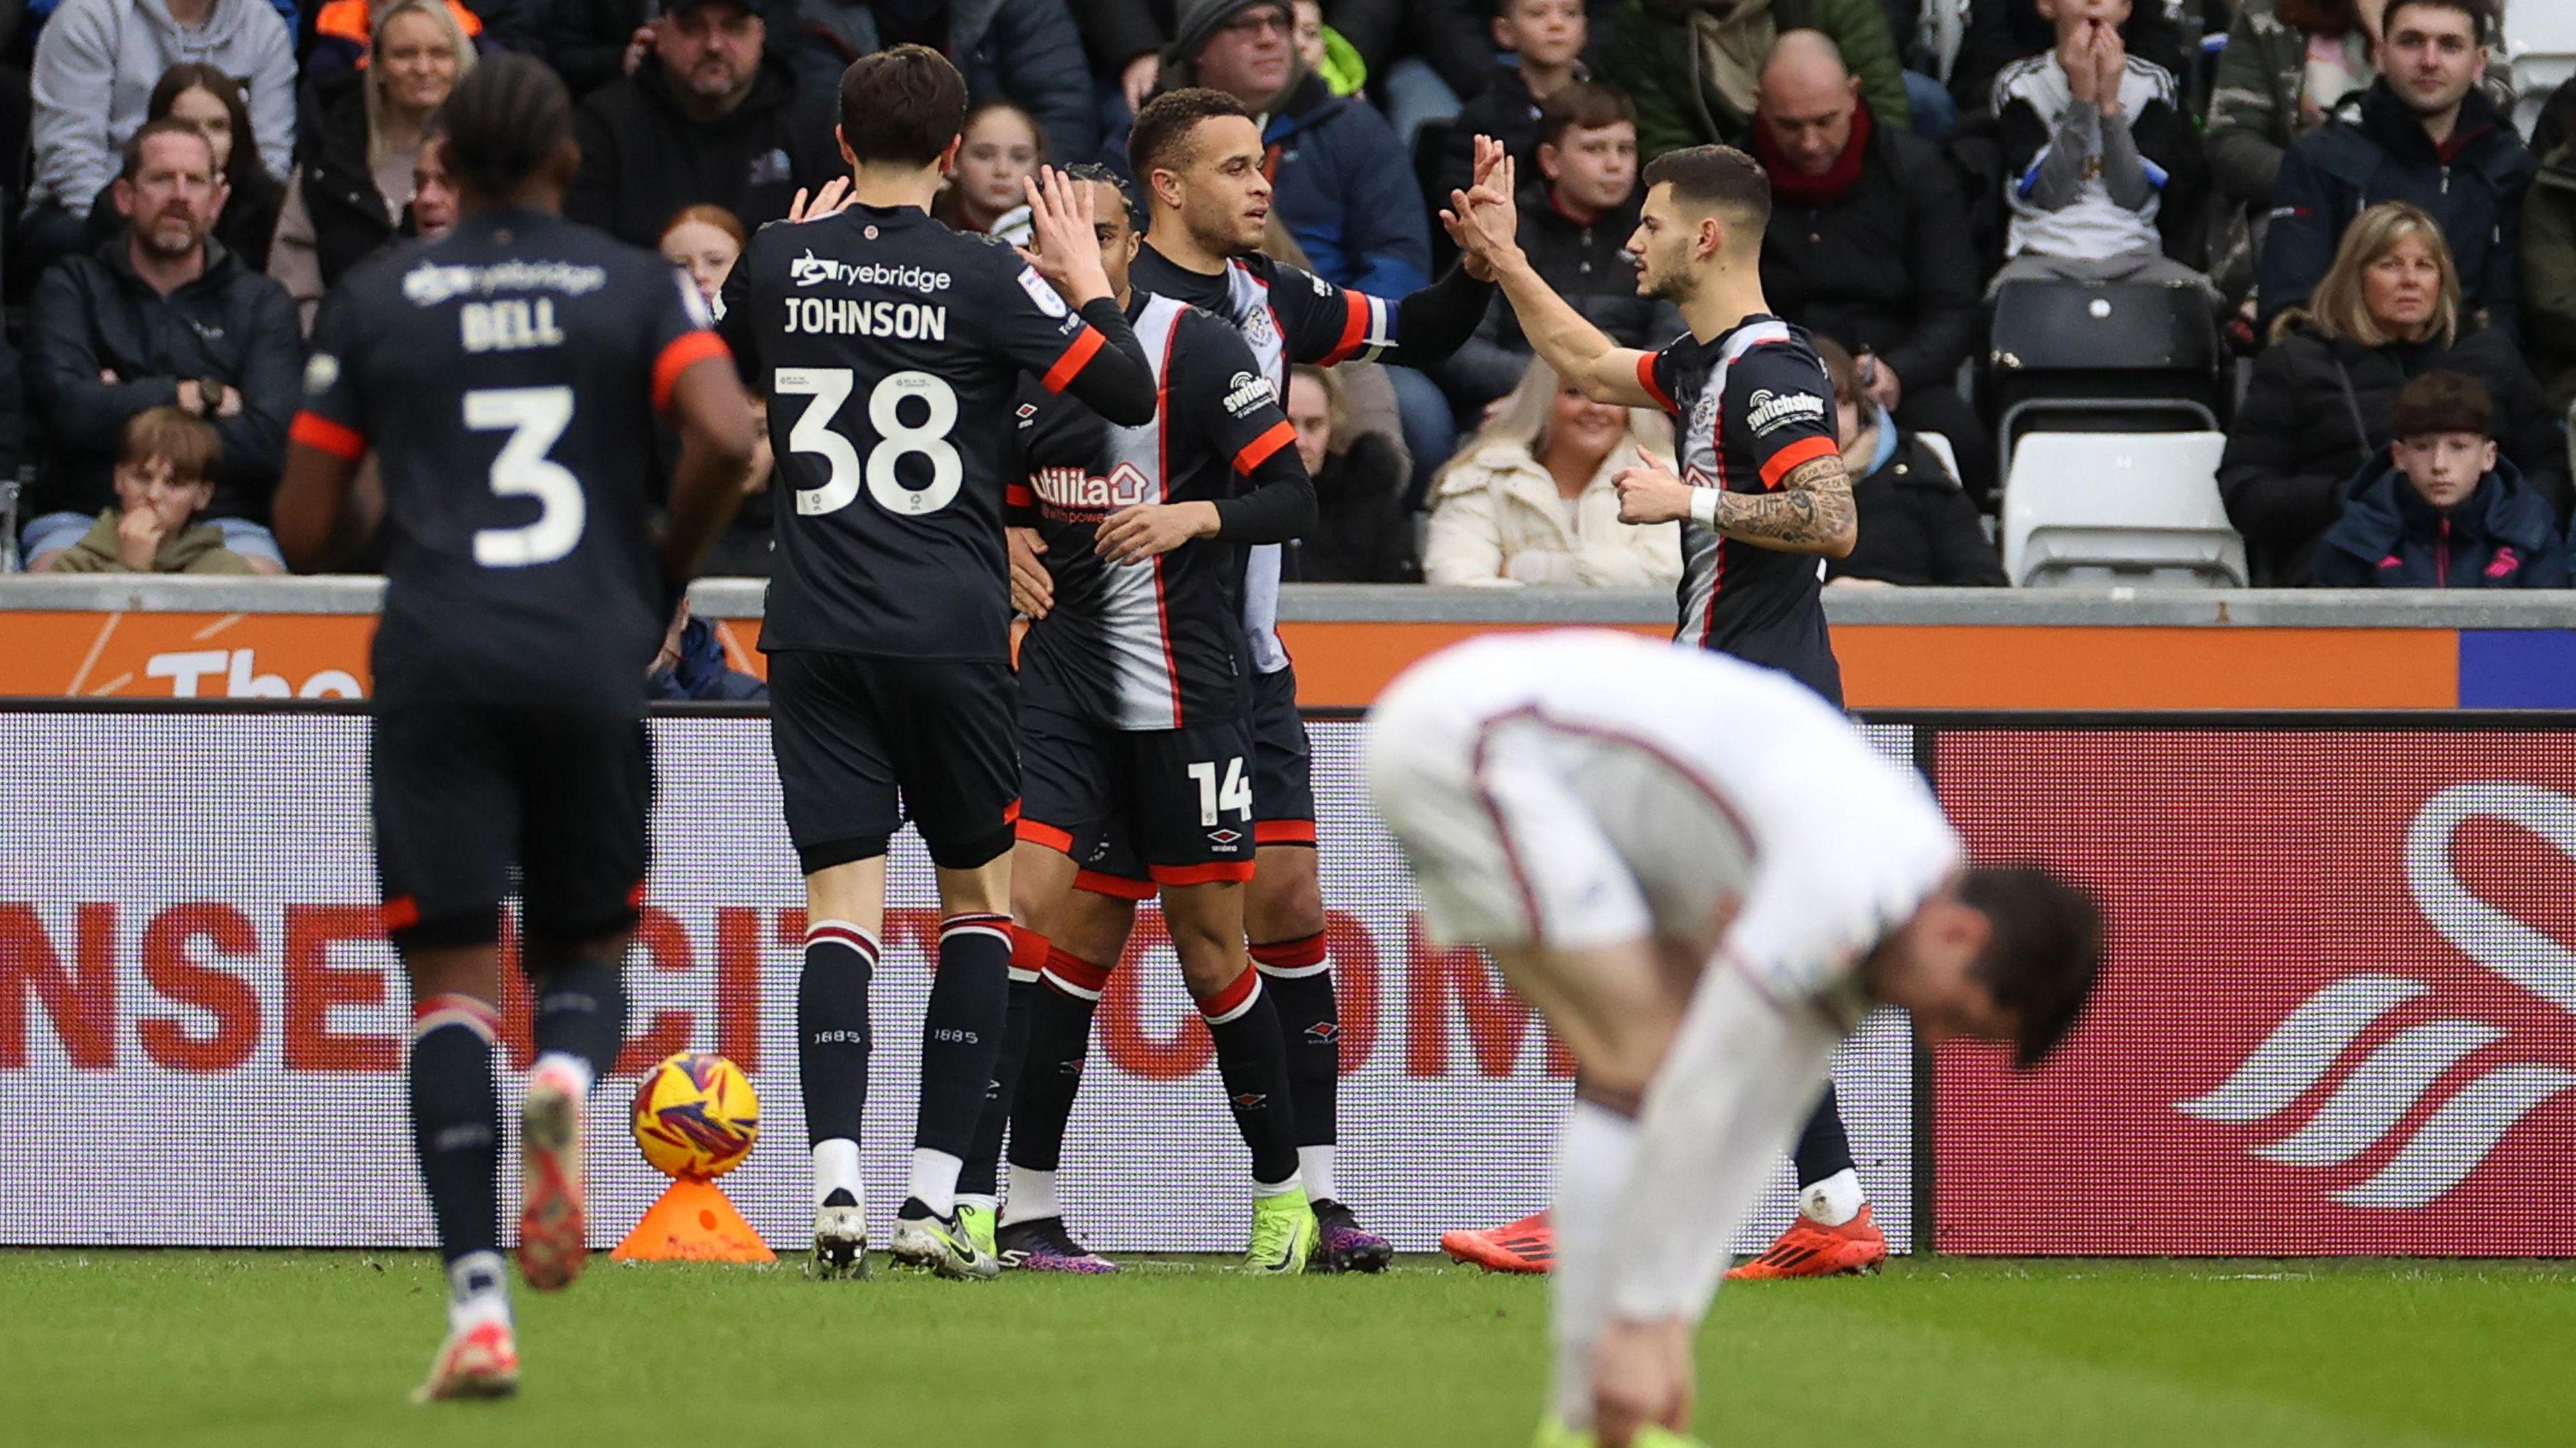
[1931,729,2576,1255]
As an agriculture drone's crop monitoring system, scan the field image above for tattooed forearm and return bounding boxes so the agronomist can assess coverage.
[1710,455,1858,556]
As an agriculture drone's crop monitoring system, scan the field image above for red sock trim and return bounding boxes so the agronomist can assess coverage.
[1250,932,1327,970]
[1042,946,1113,997]
[1009,925,1052,973]
[1193,967,1260,1021]
[412,992,498,1039]
[807,920,881,961]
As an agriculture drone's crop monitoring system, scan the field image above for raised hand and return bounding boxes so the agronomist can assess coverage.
[1442,150,1523,274]
[1613,453,1697,526]
[2094,22,2129,115]
[1020,166,1114,307]
[786,176,851,225]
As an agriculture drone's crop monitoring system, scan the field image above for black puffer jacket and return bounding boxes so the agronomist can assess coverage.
[2312,451,2568,589]
[1445,182,1687,408]
[1759,109,1980,398]
[1829,429,2006,586]
[289,80,402,294]
[565,52,840,247]
[1283,432,1417,583]
[24,239,303,524]
[2218,317,2570,585]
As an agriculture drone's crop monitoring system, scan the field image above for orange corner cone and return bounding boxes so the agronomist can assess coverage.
[611,1177,775,1263]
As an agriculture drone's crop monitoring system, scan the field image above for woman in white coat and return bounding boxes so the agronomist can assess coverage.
[1422,357,1681,588]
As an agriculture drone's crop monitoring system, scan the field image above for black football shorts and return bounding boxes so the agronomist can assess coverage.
[1018,702,1256,894]
[370,704,650,950]
[767,651,1019,873]
[1248,663,1315,846]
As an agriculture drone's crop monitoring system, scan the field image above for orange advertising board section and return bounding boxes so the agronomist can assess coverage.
[2,608,2466,710]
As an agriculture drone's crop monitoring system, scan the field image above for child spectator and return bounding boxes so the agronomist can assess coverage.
[1990,0,2210,296]
[36,406,253,573]
[2311,370,2567,588]
[930,99,1041,245]
[658,203,743,311]
[1435,0,1588,205]
[1811,338,2005,588]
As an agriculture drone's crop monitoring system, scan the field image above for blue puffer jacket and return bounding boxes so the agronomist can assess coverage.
[2258,80,2536,338]
[1254,71,1430,298]
[2311,449,2568,588]
[786,0,1096,164]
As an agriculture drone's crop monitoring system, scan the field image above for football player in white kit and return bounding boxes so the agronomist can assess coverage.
[1366,631,2100,1448]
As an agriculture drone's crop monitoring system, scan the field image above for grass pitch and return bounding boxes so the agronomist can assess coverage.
[1,1252,2564,1447]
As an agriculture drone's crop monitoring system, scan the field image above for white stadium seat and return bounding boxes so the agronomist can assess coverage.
[2507,0,2576,139]
[2002,431,2247,589]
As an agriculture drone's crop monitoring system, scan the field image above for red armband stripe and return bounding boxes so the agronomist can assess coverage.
[1042,327,1106,392]
[1759,434,1839,490]
[290,411,367,461]
[1319,289,1371,364]
[1233,420,1296,474]
[1635,352,1677,413]
[1006,481,1036,508]
[651,330,732,413]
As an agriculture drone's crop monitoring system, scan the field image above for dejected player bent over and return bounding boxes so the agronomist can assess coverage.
[272,56,759,1400]
[714,44,1158,1282]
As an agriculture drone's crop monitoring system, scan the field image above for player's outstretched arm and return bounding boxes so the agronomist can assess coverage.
[1359,133,1509,368]
[657,355,760,589]
[1442,156,1656,409]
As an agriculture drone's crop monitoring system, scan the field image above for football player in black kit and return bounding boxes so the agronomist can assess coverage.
[715,44,1157,1284]
[958,166,1320,1274]
[983,89,1515,1272]
[272,56,760,1400]
[1440,144,1890,1282]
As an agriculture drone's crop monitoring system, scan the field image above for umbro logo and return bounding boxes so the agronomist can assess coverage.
[1210,828,1243,846]
[1232,1092,1268,1111]
[1303,1021,1338,1042]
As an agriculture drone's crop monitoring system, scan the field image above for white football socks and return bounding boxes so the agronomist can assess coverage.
[1550,1100,1639,1433]
[446,1250,511,1335]
[1800,1168,1866,1227]
[908,1148,965,1219]
[812,1138,862,1211]
[1000,1166,1059,1228]
[1299,1144,1337,1205]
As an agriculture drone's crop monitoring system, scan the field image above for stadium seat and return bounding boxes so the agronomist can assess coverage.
[1987,280,2223,466]
[2506,1,2576,140]
[2001,431,2247,588]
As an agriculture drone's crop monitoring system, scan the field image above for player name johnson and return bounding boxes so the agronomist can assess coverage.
[782,297,951,340]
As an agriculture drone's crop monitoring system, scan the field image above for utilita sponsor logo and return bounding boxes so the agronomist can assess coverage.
[2175,783,2576,1209]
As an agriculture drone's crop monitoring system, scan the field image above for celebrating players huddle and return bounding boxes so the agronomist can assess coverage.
[273,43,2101,1448]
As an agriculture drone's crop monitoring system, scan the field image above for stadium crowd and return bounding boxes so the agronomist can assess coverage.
[0,0,2571,590]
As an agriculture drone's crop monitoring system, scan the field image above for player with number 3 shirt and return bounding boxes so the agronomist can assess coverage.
[715,46,1156,1284]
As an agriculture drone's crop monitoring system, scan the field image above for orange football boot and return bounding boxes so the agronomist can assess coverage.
[412,1320,520,1402]
[1727,1204,1887,1279]
[1441,1211,1555,1273]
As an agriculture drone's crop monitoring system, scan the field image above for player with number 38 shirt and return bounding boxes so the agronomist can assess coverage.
[716,47,1156,1283]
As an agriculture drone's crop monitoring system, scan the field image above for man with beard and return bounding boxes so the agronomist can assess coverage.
[566,0,839,247]
[21,119,301,573]
[2259,0,2532,335]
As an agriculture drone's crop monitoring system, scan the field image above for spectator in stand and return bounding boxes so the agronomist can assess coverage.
[1810,337,2004,587]
[930,99,1042,243]
[2222,201,2567,585]
[2536,77,2576,166]
[269,0,472,331]
[1444,82,1684,416]
[648,601,770,698]
[659,202,742,311]
[1752,30,1994,505]
[1326,0,1498,144]
[1291,1,1366,97]
[80,64,285,273]
[21,121,301,574]
[2257,0,2530,338]
[2528,131,2576,418]
[1281,364,1416,581]
[23,0,297,278]
[1422,355,1681,588]
[539,0,651,97]
[409,130,461,239]
[34,406,257,573]
[1610,0,1911,159]
[1990,0,2210,297]
[1434,0,1588,206]
[1071,0,1176,130]
[2311,370,2567,588]
[564,0,837,247]
[1161,0,1457,491]
[1949,0,2184,117]
[781,0,1096,164]
[304,0,531,96]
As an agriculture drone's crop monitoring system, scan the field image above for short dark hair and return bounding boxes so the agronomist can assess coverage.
[119,405,223,484]
[2390,370,2494,441]
[120,117,216,182]
[1536,82,1637,151]
[1060,161,1136,225]
[1129,87,1254,184]
[2383,0,2490,36]
[438,54,573,199]
[839,44,967,168]
[1640,144,1770,228]
[1958,866,2102,1070]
